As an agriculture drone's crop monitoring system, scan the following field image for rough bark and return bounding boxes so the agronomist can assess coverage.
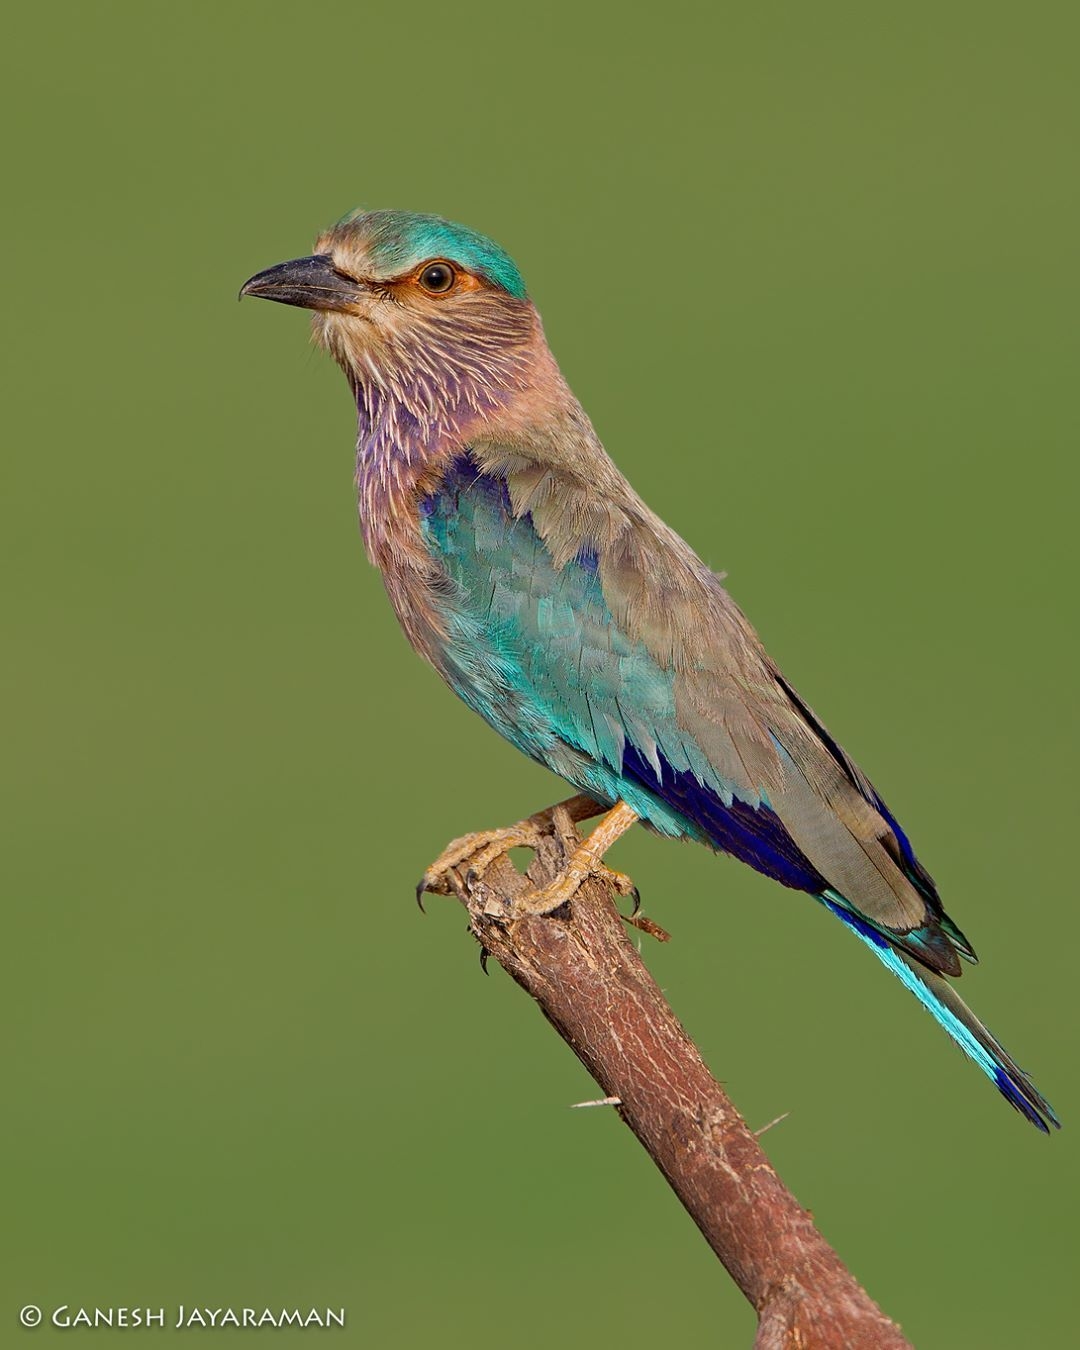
[436,811,912,1350]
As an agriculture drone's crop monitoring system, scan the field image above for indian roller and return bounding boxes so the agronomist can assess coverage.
[241,210,1057,1132]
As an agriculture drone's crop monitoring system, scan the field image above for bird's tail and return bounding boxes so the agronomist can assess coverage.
[822,893,1059,1132]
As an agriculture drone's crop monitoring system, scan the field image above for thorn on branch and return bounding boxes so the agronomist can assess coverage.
[623,911,671,942]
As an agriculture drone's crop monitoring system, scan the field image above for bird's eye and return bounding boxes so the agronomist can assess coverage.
[419,261,456,294]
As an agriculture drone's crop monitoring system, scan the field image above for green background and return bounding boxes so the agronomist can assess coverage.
[4,2,1076,1345]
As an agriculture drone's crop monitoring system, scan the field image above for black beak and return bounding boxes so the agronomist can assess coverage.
[239,254,367,311]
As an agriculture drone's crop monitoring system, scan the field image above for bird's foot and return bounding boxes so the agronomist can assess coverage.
[418,797,667,938]
[513,854,639,917]
[416,793,639,913]
[417,817,550,906]
[512,800,641,916]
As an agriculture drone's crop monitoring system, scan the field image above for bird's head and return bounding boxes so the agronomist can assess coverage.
[241,210,539,419]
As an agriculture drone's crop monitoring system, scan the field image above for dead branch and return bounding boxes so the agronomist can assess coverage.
[433,809,912,1350]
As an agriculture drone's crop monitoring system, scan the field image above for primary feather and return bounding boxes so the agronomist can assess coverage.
[242,209,1058,1131]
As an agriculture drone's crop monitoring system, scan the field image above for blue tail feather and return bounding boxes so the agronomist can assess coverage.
[822,894,1059,1132]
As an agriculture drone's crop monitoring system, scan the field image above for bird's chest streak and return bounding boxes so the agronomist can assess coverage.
[348,328,538,555]
[349,373,528,675]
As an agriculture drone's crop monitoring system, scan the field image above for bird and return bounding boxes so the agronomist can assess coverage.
[241,208,1058,1132]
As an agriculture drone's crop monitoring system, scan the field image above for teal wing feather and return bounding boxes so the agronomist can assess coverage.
[419,454,732,836]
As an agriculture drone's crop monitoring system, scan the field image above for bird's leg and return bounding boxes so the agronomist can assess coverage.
[513,800,640,916]
[417,794,605,905]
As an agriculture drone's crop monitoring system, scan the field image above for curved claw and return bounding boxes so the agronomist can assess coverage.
[415,878,428,913]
